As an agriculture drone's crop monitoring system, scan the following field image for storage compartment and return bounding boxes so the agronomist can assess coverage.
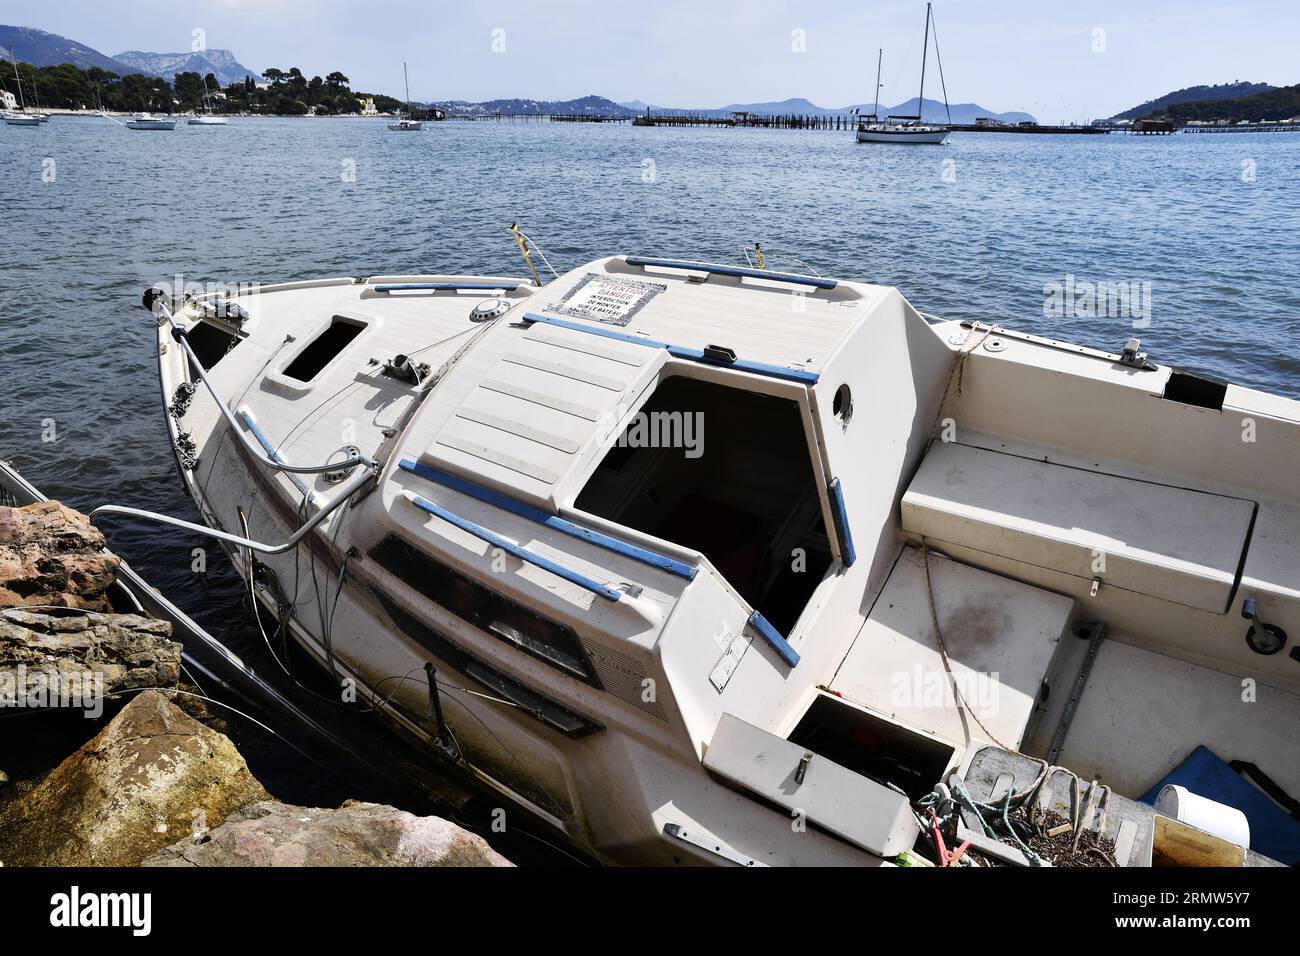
[902,442,1255,613]
[788,694,956,801]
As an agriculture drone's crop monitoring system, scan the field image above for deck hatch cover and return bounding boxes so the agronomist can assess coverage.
[703,713,919,857]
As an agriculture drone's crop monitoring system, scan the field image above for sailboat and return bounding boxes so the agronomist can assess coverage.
[126,110,176,131]
[188,75,228,125]
[389,62,423,131]
[3,55,43,126]
[115,244,1300,867]
[857,3,951,145]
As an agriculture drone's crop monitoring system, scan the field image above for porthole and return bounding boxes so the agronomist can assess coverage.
[833,384,853,423]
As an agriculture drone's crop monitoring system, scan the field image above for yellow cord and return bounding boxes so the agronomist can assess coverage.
[510,223,542,287]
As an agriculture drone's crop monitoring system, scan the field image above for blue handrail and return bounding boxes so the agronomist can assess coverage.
[404,492,623,602]
[398,458,696,580]
[238,410,316,503]
[748,611,801,667]
[827,477,856,567]
[373,282,520,293]
[625,256,837,290]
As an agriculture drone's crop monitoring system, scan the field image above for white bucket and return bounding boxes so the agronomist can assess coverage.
[1155,785,1251,848]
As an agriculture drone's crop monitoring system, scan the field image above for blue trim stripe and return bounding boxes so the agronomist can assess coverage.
[404,492,622,603]
[748,611,801,667]
[521,313,819,385]
[626,256,837,290]
[373,282,520,293]
[827,477,856,567]
[398,458,696,580]
[238,409,316,503]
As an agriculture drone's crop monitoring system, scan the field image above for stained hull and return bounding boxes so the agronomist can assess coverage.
[856,126,949,144]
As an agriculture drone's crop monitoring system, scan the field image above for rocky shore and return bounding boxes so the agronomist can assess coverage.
[0,500,510,867]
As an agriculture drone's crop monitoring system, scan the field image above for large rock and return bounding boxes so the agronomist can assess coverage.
[143,800,513,867]
[0,608,180,708]
[0,689,270,866]
[0,501,119,609]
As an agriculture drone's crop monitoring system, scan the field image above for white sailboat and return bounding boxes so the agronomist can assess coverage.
[187,75,228,125]
[3,54,43,126]
[389,62,423,131]
[100,245,1300,868]
[857,3,951,145]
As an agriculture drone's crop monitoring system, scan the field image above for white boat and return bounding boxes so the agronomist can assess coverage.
[4,53,43,126]
[857,4,951,145]
[126,112,176,131]
[187,75,228,125]
[118,251,1300,868]
[388,62,424,131]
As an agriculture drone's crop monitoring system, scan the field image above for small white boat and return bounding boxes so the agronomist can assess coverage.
[5,54,44,125]
[857,5,951,146]
[116,242,1300,868]
[126,112,176,131]
[187,76,228,125]
[388,62,424,131]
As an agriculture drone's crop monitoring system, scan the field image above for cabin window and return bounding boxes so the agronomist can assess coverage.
[833,383,853,423]
[282,316,366,382]
[368,534,598,685]
[575,375,832,635]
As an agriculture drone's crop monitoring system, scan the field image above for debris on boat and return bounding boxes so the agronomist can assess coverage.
[143,799,513,867]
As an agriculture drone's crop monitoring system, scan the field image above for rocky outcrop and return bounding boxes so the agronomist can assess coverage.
[0,607,180,707]
[0,501,119,609]
[0,689,270,866]
[143,800,513,867]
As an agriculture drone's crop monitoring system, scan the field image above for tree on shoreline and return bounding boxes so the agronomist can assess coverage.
[0,60,403,115]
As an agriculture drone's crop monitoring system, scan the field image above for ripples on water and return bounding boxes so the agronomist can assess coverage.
[1,116,1297,793]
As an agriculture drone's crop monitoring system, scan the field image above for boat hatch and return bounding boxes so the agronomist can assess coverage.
[902,441,1255,613]
[704,712,921,857]
[283,315,367,382]
[574,375,833,635]
[185,320,244,371]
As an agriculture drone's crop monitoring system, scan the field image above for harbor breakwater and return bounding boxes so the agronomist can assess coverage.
[0,500,510,867]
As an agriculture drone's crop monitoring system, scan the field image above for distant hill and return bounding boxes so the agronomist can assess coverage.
[436,94,636,116]
[1111,82,1276,120]
[0,24,134,73]
[113,49,260,86]
[1166,83,1300,123]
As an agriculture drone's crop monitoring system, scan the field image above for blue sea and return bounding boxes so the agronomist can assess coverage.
[2,116,1297,821]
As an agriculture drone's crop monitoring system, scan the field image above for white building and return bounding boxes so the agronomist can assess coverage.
[0,90,16,111]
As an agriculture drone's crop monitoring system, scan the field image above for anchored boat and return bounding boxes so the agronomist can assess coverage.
[116,249,1300,867]
[389,62,423,131]
[126,112,176,131]
[857,4,952,145]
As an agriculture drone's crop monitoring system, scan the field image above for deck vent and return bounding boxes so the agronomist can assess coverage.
[1163,370,1227,411]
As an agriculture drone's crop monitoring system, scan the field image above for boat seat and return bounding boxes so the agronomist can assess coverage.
[901,442,1255,614]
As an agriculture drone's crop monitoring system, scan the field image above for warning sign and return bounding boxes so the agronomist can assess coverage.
[549,273,666,327]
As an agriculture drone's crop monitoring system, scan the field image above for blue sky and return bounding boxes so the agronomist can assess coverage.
[6,0,1298,118]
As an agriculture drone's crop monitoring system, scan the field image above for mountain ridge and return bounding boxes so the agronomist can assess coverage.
[112,48,260,86]
[1111,81,1276,120]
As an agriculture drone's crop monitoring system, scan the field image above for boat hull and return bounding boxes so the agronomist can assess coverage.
[3,114,42,126]
[127,121,176,130]
[187,116,228,125]
[856,126,949,144]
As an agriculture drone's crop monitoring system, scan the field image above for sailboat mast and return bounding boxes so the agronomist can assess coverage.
[404,61,412,116]
[873,48,882,119]
[12,55,26,110]
[917,2,931,123]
